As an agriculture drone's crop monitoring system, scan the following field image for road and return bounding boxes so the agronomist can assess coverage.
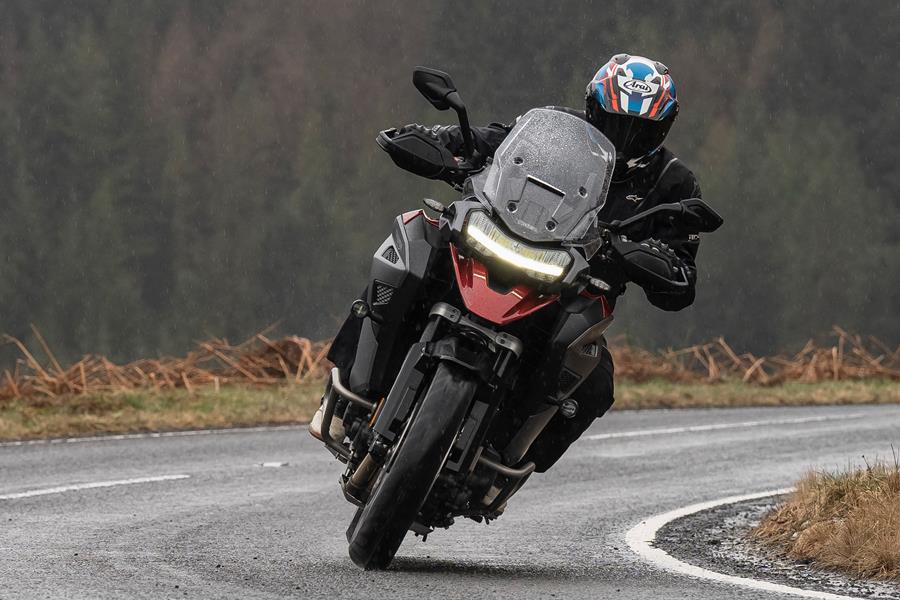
[2,404,898,599]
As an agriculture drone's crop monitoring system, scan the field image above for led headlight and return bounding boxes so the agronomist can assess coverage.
[464,211,571,283]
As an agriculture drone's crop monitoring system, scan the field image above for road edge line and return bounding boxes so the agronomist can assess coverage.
[584,413,867,441]
[0,424,307,448]
[0,474,191,500]
[625,488,867,600]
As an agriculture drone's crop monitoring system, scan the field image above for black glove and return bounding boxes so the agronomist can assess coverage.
[610,236,690,292]
[395,123,439,139]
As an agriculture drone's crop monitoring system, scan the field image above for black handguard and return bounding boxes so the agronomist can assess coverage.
[377,124,483,186]
[610,235,690,291]
[376,125,457,181]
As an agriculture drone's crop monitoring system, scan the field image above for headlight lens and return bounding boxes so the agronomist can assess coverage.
[464,211,571,282]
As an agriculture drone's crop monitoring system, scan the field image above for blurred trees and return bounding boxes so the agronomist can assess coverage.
[0,0,896,363]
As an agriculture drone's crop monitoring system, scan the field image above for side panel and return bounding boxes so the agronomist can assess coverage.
[349,212,441,395]
[518,301,612,412]
[502,304,613,464]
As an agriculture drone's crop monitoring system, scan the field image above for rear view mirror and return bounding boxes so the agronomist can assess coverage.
[412,66,474,160]
[413,67,461,111]
[680,198,723,233]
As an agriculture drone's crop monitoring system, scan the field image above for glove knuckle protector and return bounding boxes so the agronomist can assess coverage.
[612,237,685,290]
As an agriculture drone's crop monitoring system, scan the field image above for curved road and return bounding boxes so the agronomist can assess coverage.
[2,404,898,599]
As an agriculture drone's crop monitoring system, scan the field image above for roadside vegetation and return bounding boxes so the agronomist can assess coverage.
[754,457,900,581]
[1,378,897,443]
[0,383,322,441]
[615,379,899,410]
[1,328,897,442]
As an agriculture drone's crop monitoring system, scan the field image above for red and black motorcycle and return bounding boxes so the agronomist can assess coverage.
[315,67,722,569]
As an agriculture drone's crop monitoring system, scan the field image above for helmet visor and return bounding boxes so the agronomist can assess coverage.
[590,110,674,162]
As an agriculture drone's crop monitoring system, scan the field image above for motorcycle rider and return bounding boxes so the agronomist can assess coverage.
[316,54,704,472]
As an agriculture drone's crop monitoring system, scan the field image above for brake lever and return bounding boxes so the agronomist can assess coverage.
[668,265,691,288]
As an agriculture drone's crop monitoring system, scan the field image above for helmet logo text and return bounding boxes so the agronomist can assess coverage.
[621,79,653,94]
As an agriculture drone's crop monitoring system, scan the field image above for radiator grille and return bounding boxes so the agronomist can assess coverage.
[373,281,395,305]
[381,245,399,264]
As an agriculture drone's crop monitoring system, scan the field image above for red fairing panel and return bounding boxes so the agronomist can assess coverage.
[579,289,613,319]
[449,244,559,325]
[401,209,438,227]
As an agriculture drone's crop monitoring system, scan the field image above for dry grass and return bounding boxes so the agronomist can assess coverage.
[1,325,330,401]
[611,327,900,385]
[614,379,900,410]
[1,378,896,443]
[2,327,897,405]
[0,325,897,442]
[0,382,322,442]
[755,456,900,581]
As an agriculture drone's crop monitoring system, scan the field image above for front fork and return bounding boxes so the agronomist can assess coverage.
[321,302,531,507]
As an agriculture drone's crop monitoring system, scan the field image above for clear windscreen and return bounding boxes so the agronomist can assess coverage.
[475,108,616,245]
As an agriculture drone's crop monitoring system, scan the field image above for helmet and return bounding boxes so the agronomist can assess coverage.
[585,54,678,173]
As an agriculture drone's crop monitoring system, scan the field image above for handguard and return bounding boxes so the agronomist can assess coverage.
[376,126,465,183]
[611,236,690,291]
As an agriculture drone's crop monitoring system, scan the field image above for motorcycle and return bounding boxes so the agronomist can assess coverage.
[315,67,722,569]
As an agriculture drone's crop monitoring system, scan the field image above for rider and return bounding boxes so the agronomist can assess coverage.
[316,54,704,472]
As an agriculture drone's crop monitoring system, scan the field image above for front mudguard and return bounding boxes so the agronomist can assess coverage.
[370,335,491,444]
[349,211,443,396]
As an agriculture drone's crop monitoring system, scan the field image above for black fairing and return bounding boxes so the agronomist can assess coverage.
[349,213,444,396]
[516,301,611,413]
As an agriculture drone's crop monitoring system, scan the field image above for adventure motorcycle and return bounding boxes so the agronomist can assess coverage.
[314,67,722,569]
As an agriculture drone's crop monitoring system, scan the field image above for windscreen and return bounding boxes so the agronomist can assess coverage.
[476,108,615,244]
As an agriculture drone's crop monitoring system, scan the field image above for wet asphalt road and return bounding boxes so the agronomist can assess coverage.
[2,404,899,599]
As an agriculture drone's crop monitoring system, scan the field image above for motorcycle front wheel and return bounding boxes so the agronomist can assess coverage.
[347,361,476,569]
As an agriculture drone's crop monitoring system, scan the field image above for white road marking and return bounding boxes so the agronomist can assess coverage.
[0,424,306,448]
[0,474,190,501]
[259,462,289,468]
[626,488,866,600]
[584,413,866,441]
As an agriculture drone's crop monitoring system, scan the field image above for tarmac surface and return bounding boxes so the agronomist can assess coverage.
[2,404,899,599]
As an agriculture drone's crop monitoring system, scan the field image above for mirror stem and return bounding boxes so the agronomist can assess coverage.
[447,91,475,159]
[459,111,474,160]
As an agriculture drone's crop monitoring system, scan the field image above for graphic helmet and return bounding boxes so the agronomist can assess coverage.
[585,54,678,172]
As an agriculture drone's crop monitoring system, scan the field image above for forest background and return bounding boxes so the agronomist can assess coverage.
[0,1,897,366]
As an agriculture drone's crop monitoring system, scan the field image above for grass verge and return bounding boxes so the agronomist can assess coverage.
[615,379,900,410]
[754,458,900,581]
[0,382,323,442]
[0,378,897,443]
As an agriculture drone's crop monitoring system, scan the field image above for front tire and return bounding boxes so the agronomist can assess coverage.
[347,362,476,569]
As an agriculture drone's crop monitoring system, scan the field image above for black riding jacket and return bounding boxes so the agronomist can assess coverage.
[409,107,703,311]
